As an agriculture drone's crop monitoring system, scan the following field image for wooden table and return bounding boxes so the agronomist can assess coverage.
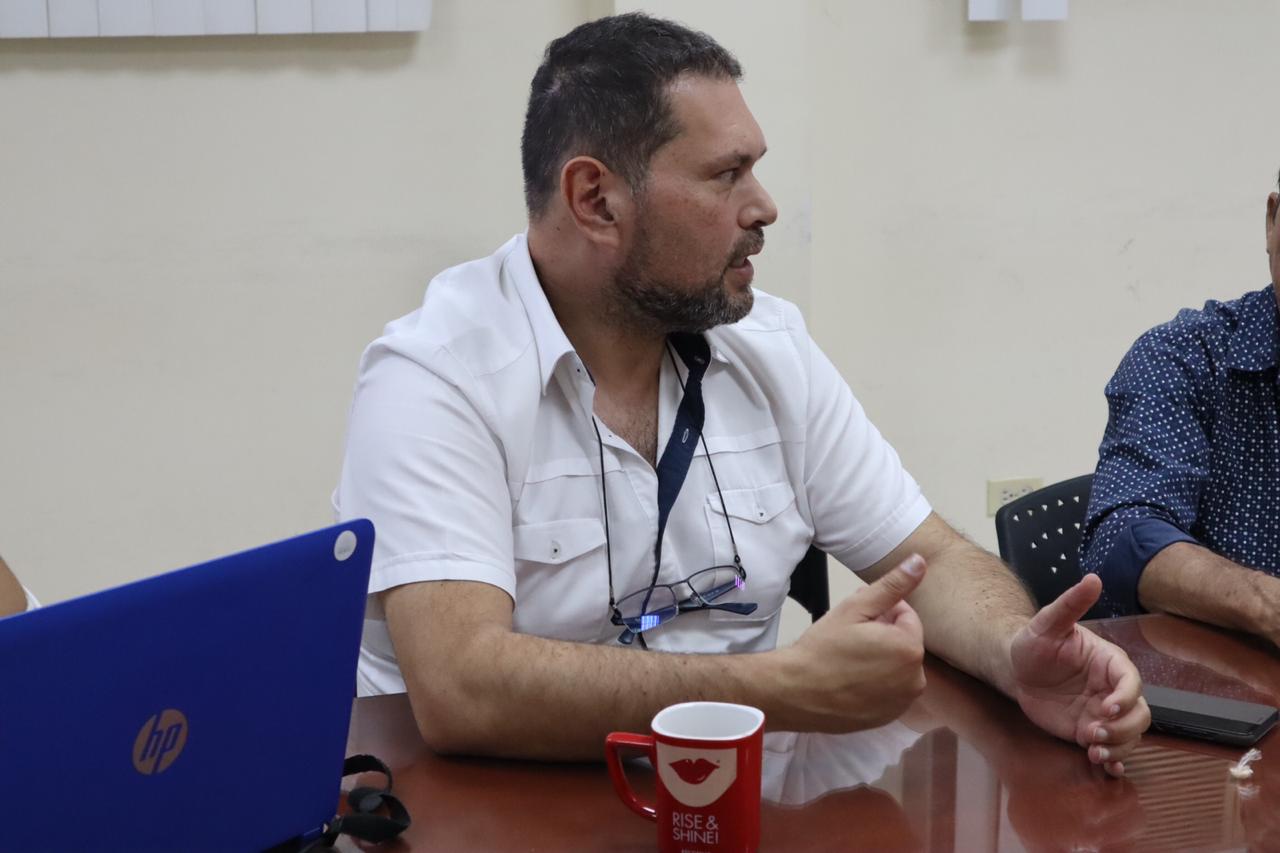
[342,614,1280,851]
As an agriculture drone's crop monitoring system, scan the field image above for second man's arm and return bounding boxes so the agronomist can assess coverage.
[1138,542,1280,646]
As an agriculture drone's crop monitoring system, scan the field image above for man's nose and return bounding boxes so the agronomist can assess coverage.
[743,177,778,230]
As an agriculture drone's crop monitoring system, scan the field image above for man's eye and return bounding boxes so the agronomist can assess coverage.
[718,169,739,182]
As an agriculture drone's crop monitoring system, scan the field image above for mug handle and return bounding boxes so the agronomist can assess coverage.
[604,732,657,820]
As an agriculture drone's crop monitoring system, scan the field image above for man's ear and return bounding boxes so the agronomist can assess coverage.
[1267,192,1279,243]
[560,156,630,249]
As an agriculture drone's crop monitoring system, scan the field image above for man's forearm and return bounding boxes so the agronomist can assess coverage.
[1138,542,1280,643]
[384,563,936,758]
[906,529,1035,697]
[421,625,784,760]
[389,568,931,761]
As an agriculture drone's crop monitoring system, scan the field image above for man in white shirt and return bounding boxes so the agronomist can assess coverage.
[336,13,1149,772]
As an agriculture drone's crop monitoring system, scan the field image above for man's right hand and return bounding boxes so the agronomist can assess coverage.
[767,554,928,732]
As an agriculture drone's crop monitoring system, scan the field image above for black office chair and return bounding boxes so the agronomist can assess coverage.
[994,474,1103,618]
[788,545,830,622]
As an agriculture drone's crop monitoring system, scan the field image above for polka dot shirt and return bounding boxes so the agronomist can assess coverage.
[1081,285,1280,615]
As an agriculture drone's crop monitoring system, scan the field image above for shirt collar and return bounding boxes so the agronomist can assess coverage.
[506,232,578,393]
[702,331,733,367]
[507,231,734,392]
[1223,285,1280,373]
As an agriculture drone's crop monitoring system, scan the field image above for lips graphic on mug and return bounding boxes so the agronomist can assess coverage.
[656,744,739,808]
[669,758,719,785]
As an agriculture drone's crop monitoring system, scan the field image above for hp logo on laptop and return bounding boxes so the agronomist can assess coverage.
[132,709,189,775]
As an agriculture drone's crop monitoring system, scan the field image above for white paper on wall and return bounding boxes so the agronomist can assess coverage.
[397,0,429,31]
[2,0,432,37]
[99,0,154,36]
[203,0,255,34]
[257,0,310,34]
[48,0,99,36]
[968,0,1013,21]
[1022,0,1068,21]
[366,0,396,32]
[313,0,366,33]
[0,0,50,37]
[154,0,203,36]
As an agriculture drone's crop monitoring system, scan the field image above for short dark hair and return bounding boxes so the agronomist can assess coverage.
[521,13,742,217]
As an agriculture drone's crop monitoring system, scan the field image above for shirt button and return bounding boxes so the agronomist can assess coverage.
[550,541,561,558]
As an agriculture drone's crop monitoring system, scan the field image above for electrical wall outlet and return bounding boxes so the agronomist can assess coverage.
[986,477,1043,516]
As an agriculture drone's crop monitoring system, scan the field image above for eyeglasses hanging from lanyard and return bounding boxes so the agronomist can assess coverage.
[589,333,758,649]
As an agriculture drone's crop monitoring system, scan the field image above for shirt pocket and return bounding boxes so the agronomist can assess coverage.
[512,518,606,566]
[704,481,810,622]
[511,518,609,641]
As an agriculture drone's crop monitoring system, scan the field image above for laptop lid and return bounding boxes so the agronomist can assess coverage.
[0,520,374,853]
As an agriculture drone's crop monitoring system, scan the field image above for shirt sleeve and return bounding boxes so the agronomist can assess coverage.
[1081,327,1211,614]
[334,344,517,608]
[801,334,932,572]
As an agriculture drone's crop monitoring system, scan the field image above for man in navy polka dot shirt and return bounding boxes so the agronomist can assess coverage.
[1082,173,1280,645]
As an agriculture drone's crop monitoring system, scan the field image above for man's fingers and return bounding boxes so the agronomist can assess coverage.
[876,599,913,625]
[1026,573,1102,639]
[876,598,925,644]
[1089,729,1141,765]
[1099,647,1145,718]
[1074,639,1145,723]
[1086,697,1149,774]
[1091,698,1152,748]
[848,555,927,621]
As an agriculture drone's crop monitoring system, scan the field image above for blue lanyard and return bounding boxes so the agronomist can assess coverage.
[650,333,710,585]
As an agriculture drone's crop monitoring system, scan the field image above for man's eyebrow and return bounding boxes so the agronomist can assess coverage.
[711,146,767,170]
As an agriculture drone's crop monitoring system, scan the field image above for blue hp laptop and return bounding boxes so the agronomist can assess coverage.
[0,520,374,853]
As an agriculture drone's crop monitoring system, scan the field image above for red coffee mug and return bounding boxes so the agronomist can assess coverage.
[606,701,764,853]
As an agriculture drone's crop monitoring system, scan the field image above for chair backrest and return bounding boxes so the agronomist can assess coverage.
[788,546,830,622]
[994,474,1101,616]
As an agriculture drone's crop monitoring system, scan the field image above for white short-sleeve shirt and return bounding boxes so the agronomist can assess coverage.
[335,234,931,695]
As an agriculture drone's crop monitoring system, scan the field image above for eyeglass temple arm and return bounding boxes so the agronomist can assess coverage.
[617,601,759,641]
[680,601,758,616]
[616,600,759,645]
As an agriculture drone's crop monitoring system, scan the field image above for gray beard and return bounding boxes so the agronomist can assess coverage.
[612,271,751,335]
[610,232,755,335]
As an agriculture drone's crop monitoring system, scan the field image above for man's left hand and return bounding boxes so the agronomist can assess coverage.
[1008,574,1151,777]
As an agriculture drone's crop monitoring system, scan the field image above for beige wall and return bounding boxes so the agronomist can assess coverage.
[806,0,1277,633]
[629,0,1279,642]
[2,1,1277,642]
[0,0,589,602]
